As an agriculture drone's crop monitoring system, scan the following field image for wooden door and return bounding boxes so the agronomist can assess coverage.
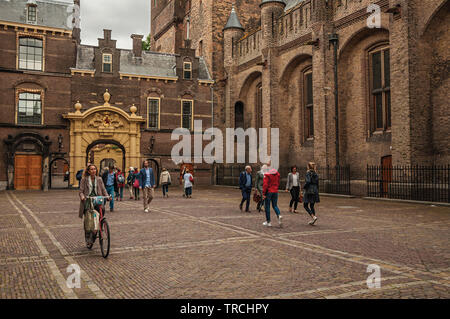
[14,155,42,190]
[14,155,28,190]
[28,155,42,190]
[381,155,392,197]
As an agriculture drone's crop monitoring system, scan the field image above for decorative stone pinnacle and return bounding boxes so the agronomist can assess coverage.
[103,89,111,105]
[130,103,137,116]
[74,101,82,113]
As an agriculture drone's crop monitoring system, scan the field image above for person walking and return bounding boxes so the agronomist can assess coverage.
[262,167,283,227]
[303,162,319,225]
[127,167,135,199]
[180,166,187,197]
[238,166,253,212]
[183,168,194,198]
[286,165,301,213]
[116,168,125,201]
[78,164,110,248]
[133,169,140,200]
[76,168,84,189]
[138,160,156,213]
[160,168,171,198]
[102,164,118,212]
[254,164,267,212]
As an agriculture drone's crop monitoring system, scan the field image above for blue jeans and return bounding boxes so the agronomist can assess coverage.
[240,187,251,211]
[185,187,192,196]
[264,192,281,222]
[106,185,115,210]
[162,184,169,196]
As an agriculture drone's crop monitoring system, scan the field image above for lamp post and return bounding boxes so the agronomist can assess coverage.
[329,32,339,167]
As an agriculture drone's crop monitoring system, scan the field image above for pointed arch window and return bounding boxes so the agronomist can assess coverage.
[369,45,391,131]
[256,83,262,129]
[303,68,314,138]
[235,102,244,129]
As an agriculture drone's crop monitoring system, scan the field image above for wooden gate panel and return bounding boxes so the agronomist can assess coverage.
[28,155,42,190]
[14,155,28,190]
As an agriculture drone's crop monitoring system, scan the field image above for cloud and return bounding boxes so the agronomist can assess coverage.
[76,0,150,49]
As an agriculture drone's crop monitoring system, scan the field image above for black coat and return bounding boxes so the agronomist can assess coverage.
[303,170,320,203]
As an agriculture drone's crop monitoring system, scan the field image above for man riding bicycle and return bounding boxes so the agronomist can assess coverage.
[78,164,111,248]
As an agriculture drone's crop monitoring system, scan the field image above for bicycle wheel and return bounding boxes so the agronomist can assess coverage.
[99,219,110,258]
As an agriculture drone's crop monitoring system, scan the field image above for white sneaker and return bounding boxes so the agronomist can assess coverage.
[309,216,318,225]
[263,221,272,227]
[144,209,149,213]
[277,215,283,225]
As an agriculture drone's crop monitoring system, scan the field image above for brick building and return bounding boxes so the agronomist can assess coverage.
[153,0,449,195]
[0,0,214,190]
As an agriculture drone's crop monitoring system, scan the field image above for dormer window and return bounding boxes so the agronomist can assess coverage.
[183,62,192,80]
[27,5,37,24]
[102,53,112,73]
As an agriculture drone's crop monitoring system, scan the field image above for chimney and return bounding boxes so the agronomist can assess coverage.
[104,29,112,41]
[131,34,144,57]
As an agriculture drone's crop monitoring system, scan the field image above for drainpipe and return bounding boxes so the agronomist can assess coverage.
[211,83,215,185]
[329,33,339,167]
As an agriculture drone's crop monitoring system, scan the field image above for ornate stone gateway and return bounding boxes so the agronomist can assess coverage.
[63,90,145,187]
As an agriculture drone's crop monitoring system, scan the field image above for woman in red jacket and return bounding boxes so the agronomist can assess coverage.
[262,168,283,227]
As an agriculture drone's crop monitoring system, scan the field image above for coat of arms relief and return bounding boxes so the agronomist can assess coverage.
[85,112,126,136]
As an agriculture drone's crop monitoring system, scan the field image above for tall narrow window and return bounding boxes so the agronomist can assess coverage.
[182,100,193,130]
[304,69,314,138]
[256,84,262,129]
[18,92,42,125]
[19,37,43,71]
[102,53,112,73]
[199,40,203,56]
[27,5,37,23]
[235,102,244,129]
[183,62,192,79]
[147,98,160,129]
[370,46,391,130]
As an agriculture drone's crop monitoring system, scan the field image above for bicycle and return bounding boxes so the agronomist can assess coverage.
[85,196,111,258]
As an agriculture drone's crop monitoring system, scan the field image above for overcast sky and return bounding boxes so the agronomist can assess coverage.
[64,0,151,49]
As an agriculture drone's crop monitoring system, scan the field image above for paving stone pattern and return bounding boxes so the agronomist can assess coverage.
[0,186,449,299]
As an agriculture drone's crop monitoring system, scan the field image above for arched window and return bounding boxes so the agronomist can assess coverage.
[235,102,244,129]
[17,90,43,125]
[303,67,313,138]
[369,45,391,131]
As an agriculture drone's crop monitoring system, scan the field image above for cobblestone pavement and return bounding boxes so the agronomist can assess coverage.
[1,186,449,299]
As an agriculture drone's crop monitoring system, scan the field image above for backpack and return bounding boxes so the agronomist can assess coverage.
[118,174,125,183]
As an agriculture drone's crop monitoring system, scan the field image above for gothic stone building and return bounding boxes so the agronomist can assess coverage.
[153,0,449,195]
[0,0,213,190]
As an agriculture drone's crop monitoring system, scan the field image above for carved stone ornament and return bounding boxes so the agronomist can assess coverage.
[87,112,124,131]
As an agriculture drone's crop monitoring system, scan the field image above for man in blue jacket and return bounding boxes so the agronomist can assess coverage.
[239,165,253,212]
[138,160,156,213]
